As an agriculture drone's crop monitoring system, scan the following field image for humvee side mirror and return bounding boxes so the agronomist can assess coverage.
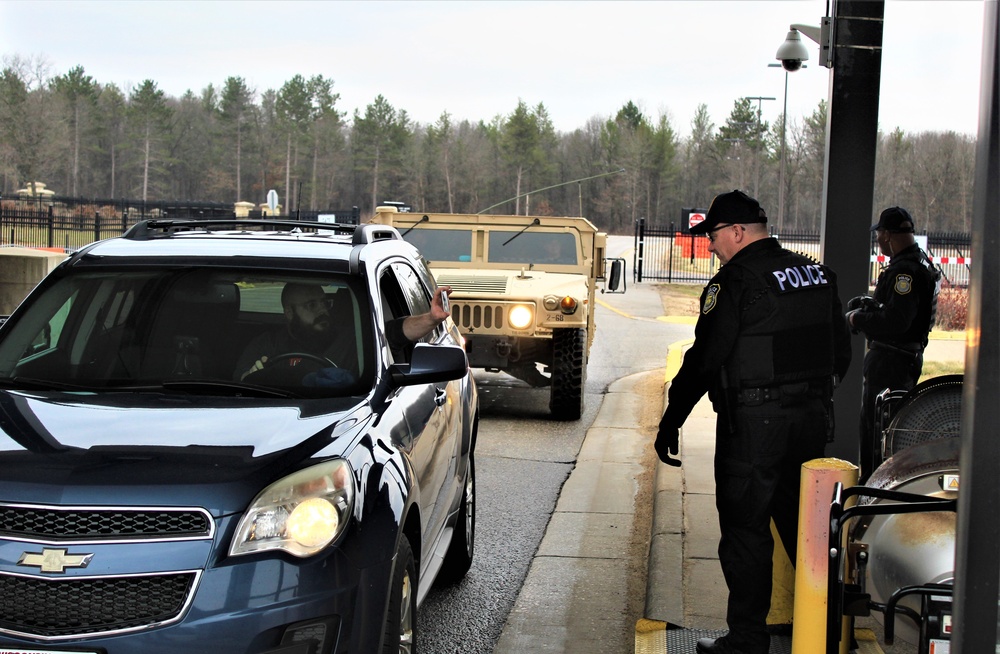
[603,258,625,294]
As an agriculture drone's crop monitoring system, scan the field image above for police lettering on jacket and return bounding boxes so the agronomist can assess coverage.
[771,264,828,292]
[729,251,838,389]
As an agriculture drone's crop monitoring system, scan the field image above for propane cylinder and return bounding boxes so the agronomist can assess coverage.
[849,437,959,645]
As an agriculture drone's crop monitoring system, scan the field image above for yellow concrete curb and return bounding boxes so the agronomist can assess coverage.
[664,338,695,385]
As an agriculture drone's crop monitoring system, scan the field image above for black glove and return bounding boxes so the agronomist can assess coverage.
[655,419,682,467]
[847,295,880,312]
[847,295,867,311]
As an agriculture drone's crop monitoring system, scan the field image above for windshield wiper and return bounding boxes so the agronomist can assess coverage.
[502,218,540,246]
[161,379,298,398]
[0,377,92,391]
[400,214,430,237]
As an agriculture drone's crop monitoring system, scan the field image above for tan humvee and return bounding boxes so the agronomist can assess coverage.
[370,206,623,420]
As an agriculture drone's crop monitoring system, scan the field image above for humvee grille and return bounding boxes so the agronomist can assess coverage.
[451,302,507,331]
[436,275,509,294]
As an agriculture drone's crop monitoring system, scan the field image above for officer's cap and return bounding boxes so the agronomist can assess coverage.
[871,206,915,233]
[693,190,768,235]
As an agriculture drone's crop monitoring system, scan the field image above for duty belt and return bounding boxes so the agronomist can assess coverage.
[736,387,781,405]
[735,380,829,407]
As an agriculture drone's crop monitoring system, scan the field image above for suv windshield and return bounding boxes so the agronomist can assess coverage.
[0,268,373,397]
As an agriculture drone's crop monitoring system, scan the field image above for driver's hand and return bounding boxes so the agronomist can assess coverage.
[431,286,453,322]
[240,356,268,381]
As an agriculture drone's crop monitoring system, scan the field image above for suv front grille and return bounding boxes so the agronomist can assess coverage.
[0,571,197,638]
[0,504,212,542]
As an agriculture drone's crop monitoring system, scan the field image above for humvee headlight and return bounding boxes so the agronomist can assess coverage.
[559,296,578,314]
[508,305,534,329]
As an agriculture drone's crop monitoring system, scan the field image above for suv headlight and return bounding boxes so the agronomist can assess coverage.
[230,459,355,558]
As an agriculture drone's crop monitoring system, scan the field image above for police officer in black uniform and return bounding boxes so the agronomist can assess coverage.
[654,190,852,654]
[846,206,940,482]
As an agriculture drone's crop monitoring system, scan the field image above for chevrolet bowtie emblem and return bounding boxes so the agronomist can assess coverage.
[18,548,94,573]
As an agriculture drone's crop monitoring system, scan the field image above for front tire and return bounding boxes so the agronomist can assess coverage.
[550,328,586,420]
[436,454,475,585]
[382,535,417,654]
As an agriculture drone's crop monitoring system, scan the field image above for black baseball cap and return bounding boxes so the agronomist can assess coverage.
[692,190,768,235]
[871,206,915,233]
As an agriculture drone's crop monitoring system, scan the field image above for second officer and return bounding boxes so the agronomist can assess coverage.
[846,206,941,481]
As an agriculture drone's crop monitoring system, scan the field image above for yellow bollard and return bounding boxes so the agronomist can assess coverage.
[791,458,859,654]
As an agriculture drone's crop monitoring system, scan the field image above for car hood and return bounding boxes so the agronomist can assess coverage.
[0,390,368,514]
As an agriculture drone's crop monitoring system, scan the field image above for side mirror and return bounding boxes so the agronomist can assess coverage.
[602,258,626,294]
[389,343,469,387]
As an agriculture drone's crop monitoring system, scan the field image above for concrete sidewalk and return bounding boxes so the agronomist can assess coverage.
[491,322,964,653]
[495,370,660,654]
[641,331,965,653]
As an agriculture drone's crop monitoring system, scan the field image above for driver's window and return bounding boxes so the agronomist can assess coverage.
[379,268,411,364]
[392,264,431,333]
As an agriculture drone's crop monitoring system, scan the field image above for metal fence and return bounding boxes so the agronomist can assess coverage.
[0,195,361,251]
[633,218,972,288]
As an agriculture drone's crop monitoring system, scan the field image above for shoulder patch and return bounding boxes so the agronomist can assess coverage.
[703,284,720,314]
[894,274,913,295]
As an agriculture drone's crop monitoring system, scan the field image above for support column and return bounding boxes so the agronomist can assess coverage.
[820,0,885,464]
[952,2,1000,651]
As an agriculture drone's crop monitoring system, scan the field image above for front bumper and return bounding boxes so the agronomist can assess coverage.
[0,524,393,654]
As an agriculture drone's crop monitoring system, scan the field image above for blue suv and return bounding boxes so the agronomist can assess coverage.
[0,220,478,653]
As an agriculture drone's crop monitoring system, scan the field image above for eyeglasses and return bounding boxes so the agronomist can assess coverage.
[707,224,734,243]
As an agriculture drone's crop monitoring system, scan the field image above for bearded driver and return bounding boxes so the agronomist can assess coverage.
[236,282,451,385]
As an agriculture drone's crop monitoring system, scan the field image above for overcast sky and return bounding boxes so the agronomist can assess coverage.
[0,1,988,139]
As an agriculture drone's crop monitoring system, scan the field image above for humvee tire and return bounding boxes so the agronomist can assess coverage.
[550,327,586,420]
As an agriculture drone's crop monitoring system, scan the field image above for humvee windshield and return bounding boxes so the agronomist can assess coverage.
[401,228,471,262]
[489,232,578,265]
[400,228,578,265]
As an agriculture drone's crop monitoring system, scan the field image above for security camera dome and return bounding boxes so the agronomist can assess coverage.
[776,28,810,71]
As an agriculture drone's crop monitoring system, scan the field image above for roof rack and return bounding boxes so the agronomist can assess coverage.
[121,219,401,245]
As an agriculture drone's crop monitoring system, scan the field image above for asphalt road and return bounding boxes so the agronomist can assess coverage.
[418,236,697,653]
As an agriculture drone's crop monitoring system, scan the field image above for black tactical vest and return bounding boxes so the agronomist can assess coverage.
[726,247,837,389]
[872,246,941,347]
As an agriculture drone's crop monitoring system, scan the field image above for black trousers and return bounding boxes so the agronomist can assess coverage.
[859,347,923,481]
[714,397,828,654]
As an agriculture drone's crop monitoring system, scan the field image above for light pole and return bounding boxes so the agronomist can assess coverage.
[743,96,775,199]
[767,63,804,232]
